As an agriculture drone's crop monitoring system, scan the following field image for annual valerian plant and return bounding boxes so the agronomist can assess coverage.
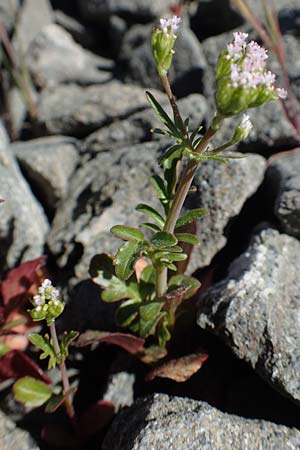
[87,20,286,362]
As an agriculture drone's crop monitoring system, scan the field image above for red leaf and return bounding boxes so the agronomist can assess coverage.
[145,352,208,382]
[1,256,46,306]
[78,400,115,438]
[0,350,51,383]
[76,331,145,355]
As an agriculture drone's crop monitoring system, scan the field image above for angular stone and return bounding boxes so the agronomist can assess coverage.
[13,0,53,55]
[0,0,20,31]
[77,0,171,23]
[102,393,300,450]
[12,136,80,211]
[265,150,300,238]
[185,153,266,273]
[0,409,40,450]
[103,372,135,412]
[0,127,49,271]
[47,141,163,278]
[38,82,165,136]
[84,94,208,154]
[27,24,114,88]
[120,22,207,96]
[197,228,300,403]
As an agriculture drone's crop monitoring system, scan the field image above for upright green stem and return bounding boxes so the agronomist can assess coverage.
[49,322,75,420]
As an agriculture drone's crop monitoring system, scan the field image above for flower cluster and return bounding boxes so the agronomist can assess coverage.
[151,15,181,76]
[231,114,253,144]
[215,32,287,116]
[159,16,181,36]
[30,279,64,324]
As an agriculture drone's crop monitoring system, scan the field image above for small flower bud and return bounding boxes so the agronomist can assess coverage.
[231,114,253,144]
[151,16,181,77]
[30,279,64,324]
[215,32,287,116]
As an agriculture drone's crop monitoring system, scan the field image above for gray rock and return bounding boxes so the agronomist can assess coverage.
[12,136,80,211]
[185,153,266,273]
[77,0,171,23]
[13,0,53,55]
[0,128,49,271]
[0,409,40,450]
[103,372,135,412]
[27,24,114,88]
[265,150,300,238]
[120,22,207,96]
[54,9,94,47]
[84,93,208,154]
[102,393,300,450]
[197,228,300,403]
[0,0,20,31]
[47,141,163,278]
[38,82,165,136]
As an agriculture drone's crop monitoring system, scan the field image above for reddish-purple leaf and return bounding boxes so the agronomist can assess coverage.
[76,331,145,355]
[78,400,115,438]
[0,350,51,383]
[45,387,77,413]
[145,352,208,382]
[42,424,82,449]
[1,256,46,306]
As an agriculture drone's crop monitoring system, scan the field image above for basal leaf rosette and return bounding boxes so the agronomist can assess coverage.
[215,32,287,117]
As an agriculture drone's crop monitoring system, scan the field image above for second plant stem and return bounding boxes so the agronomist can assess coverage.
[49,322,75,420]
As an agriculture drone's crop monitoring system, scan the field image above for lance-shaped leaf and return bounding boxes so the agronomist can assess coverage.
[150,175,167,201]
[140,222,161,233]
[175,233,200,246]
[145,352,208,382]
[175,209,208,228]
[60,331,79,362]
[151,231,178,248]
[146,91,180,138]
[115,299,141,328]
[13,376,53,407]
[160,144,184,169]
[29,333,57,369]
[115,240,142,280]
[76,331,145,355]
[110,225,144,242]
[136,204,165,228]
[139,302,164,338]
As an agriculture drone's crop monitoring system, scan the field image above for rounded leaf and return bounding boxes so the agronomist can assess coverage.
[13,376,52,407]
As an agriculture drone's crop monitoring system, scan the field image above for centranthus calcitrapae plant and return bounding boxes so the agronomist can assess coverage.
[80,21,286,364]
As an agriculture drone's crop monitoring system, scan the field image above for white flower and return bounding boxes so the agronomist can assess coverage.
[240,114,253,132]
[159,16,181,36]
[276,87,287,99]
[33,294,45,306]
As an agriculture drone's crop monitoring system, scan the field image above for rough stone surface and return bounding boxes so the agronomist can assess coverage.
[0,409,40,450]
[13,0,53,54]
[186,153,266,273]
[27,24,114,88]
[77,0,171,23]
[0,125,49,271]
[197,228,300,403]
[84,94,208,154]
[265,150,300,238]
[102,393,300,450]
[12,136,80,211]
[38,82,165,136]
[103,372,135,412]
[0,0,20,31]
[120,22,207,96]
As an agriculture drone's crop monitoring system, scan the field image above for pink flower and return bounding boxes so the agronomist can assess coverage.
[159,16,181,35]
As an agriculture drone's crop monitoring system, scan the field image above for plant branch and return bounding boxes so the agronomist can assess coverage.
[49,322,75,420]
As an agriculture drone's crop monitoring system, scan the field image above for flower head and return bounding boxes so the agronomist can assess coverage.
[215,32,287,116]
[30,279,64,324]
[159,16,181,36]
[151,15,181,76]
[231,114,253,144]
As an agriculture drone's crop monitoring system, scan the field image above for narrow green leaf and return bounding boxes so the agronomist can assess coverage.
[176,209,208,229]
[140,222,161,233]
[136,204,165,228]
[175,233,200,246]
[139,302,163,338]
[115,299,141,328]
[29,333,57,369]
[60,331,79,362]
[115,240,142,280]
[13,376,52,407]
[151,231,178,248]
[146,91,180,137]
[150,175,167,200]
[110,225,144,242]
[160,144,183,169]
[190,124,203,144]
[163,252,187,262]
